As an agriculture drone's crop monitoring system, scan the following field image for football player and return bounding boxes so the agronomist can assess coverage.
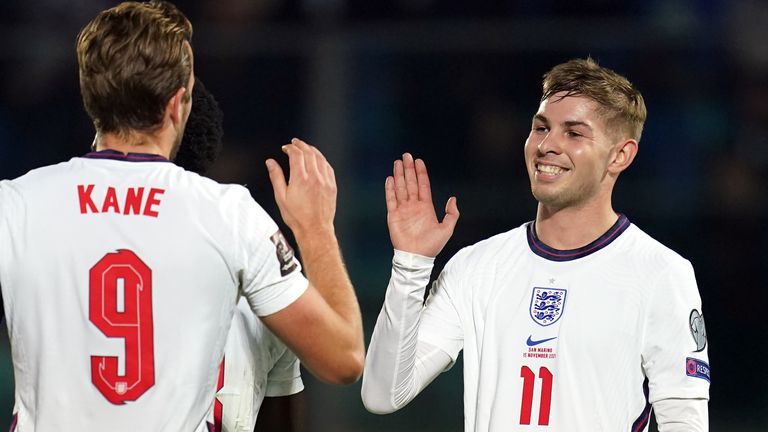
[362,58,709,431]
[0,2,363,430]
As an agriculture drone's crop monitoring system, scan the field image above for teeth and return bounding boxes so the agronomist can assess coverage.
[537,164,564,175]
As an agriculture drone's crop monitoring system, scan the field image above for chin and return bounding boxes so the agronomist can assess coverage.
[533,183,599,210]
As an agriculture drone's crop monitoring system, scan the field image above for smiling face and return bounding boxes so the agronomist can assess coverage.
[524,92,619,210]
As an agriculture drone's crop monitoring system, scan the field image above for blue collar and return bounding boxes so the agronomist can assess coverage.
[82,149,171,163]
[527,214,631,261]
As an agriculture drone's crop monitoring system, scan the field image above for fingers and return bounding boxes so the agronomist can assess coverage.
[293,138,322,179]
[393,159,408,203]
[282,142,307,183]
[402,153,419,200]
[441,196,460,232]
[290,138,337,187]
[384,176,397,212]
[414,158,432,202]
[265,158,287,205]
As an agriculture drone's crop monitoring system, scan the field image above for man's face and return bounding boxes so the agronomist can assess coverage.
[523,92,617,210]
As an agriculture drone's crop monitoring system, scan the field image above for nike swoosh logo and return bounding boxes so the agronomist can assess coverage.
[526,335,557,346]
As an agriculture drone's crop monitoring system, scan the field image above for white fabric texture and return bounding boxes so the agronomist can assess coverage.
[0,155,307,431]
[654,398,708,432]
[215,298,303,432]
[362,250,452,414]
[363,220,709,431]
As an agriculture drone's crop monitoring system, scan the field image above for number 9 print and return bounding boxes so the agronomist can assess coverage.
[89,249,155,404]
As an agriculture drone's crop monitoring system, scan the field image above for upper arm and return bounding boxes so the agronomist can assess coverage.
[417,260,465,362]
[653,398,708,432]
[641,259,710,403]
[232,189,308,316]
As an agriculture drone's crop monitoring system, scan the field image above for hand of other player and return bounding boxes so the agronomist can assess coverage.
[266,138,337,238]
[385,153,459,258]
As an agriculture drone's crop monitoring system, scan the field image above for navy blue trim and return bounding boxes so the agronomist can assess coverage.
[527,214,630,262]
[630,378,652,432]
[82,149,171,163]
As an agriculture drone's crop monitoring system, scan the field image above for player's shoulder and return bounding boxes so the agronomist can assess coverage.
[447,223,528,268]
[620,222,693,272]
[5,159,75,187]
[1,160,78,206]
[174,167,250,200]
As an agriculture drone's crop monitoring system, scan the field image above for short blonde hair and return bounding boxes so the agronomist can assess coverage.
[77,1,193,134]
[542,57,647,141]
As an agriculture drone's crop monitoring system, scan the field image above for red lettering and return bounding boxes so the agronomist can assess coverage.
[143,188,165,218]
[101,187,121,214]
[123,187,145,215]
[78,184,98,214]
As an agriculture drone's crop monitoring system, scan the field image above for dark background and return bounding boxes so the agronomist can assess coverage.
[1,0,766,430]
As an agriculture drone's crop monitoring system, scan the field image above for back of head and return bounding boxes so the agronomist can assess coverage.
[77,1,193,135]
[175,79,224,175]
[542,58,647,142]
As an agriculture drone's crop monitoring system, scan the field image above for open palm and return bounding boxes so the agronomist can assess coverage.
[385,153,459,258]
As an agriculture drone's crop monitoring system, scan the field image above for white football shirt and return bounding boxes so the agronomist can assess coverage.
[210,297,303,432]
[0,150,308,431]
[369,215,709,431]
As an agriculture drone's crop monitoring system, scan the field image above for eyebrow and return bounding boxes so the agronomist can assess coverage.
[563,120,593,131]
[533,114,593,132]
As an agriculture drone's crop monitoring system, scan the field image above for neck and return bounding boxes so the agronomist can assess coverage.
[534,196,618,250]
[94,128,175,159]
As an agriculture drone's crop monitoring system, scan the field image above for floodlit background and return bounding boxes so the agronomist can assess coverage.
[1,0,766,430]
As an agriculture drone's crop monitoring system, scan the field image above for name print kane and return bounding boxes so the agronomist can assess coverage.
[77,184,165,217]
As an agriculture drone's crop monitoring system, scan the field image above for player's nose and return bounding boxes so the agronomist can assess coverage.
[536,131,561,155]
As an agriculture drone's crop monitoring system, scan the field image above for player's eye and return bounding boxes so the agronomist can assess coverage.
[533,125,548,133]
[565,130,582,138]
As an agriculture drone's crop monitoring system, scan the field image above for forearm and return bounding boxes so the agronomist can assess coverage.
[654,398,708,432]
[362,250,452,414]
[292,228,364,381]
[295,228,360,330]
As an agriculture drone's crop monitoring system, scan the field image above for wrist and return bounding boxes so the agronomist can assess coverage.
[293,225,337,253]
[393,249,436,269]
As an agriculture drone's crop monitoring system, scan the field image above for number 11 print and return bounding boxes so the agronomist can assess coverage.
[520,366,553,426]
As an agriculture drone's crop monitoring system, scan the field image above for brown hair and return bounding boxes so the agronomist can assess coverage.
[542,57,647,141]
[76,1,193,134]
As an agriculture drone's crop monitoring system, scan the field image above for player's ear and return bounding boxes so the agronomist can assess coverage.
[167,87,188,125]
[608,138,638,175]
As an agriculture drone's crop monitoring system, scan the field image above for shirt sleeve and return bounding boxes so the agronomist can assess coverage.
[0,180,17,322]
[265,337,304,397]
[418,253,465,360]
[231,188,308,316]
[361,250,461,414]
[641,257,710,404]
[653,398,708,432]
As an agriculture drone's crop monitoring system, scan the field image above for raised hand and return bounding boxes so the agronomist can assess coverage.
[266,138,337,238]
[385,153,459,257]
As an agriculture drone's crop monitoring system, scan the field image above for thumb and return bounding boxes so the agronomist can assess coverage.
[441,196,460,232]
[265,159,287,205]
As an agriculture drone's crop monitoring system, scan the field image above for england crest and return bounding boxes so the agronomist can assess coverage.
[529,287,567,327]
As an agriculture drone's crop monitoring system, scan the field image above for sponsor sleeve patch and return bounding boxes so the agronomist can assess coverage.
[270,230,298,277]
[685,357,710,382]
